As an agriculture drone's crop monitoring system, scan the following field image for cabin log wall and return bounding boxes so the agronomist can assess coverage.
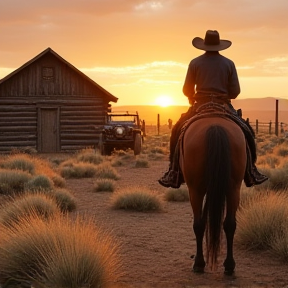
[0,48,117,153]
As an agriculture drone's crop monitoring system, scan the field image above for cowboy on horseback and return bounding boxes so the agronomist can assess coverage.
[158,30,268,189]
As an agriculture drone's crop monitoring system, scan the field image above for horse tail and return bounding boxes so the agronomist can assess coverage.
[203,125,231,270]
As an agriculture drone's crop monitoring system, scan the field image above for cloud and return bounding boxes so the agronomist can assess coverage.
[81,61,186,75]
[80,61,186,89]
[1,0,288,88]
[134,1,164,11]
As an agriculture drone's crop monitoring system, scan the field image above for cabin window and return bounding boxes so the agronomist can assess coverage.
[42,67,54,80]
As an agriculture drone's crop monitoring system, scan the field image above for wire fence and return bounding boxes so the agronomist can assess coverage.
[144,121,288,138]
[248,120,288,136]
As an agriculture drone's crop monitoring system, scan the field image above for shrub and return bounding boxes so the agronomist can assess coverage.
[164,186,190,202]
[33,157,60,180]
[271,224,288,261]
[111,159,125,167]
[149,147,167,154]
[148,152,166,161]
[77,149,104,165]
[51,174,66,188]
[277,147,288,157]
[239,186,264,208]
[51,188,77,212]
[0,214,122,288]
[111,188,163,212]
[59,161,97,178]
[135,158,150,168]
[0,193,59,227]
[94,179,116,192]
[262,155,280,168]
[236,192,288,250]
[0,169,32,195]
[256,167,288,191]
[96,163,120,180]
[0,154,35,174]
[24,174,54,191]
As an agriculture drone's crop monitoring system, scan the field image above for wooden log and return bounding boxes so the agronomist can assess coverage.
[0,98,104,105]
[60,120,103,125]
[0,126,37,132]
[0,117,36,123]
[0,140,36,146]
[0,106,37,112]
[0,146,37,153]
[0,112,37,117]
[61,125,102,131]
[61,139,98,145]
[61,109,105,117]
[0,135,36,141]
[60,105,106,111]
[0,122,36,127]
[60,145,95,151]
[60,115,104,121]
[61,133,98,140]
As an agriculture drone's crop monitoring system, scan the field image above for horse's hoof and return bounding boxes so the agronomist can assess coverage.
[224,269,234,276]
[193,266,205,273]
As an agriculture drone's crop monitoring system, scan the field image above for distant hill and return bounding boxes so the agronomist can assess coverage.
[111,97,288,125]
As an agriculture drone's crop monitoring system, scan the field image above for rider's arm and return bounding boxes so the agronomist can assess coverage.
[182,62,196,104]
[228,62,240,99]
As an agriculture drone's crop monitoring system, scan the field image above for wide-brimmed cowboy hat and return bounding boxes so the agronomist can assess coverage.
[192,30,232,51]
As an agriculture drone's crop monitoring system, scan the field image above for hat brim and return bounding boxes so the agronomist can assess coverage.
[192,37,232,51]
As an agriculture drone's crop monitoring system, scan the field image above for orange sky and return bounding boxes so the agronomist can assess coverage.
[0,0,287,106]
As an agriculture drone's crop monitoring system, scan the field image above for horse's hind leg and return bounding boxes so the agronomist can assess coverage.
[190,188,206,273]
[223,214,236,275]
[193,217,206,273]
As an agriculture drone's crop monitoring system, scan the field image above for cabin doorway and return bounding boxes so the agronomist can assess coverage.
[38,107,59,152]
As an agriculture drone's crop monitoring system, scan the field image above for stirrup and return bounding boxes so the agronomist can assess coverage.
[254,174,268,185]
[244,169,268,187]
[158,169,183,189]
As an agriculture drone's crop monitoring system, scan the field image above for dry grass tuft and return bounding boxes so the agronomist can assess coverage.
[0,169,32,195]
[0,213,122,288]
[51,188,77,212]
[134,158,150,168]
[236,191,288,250]
[76,148,104,165]
[24,174,54,191]
[111,187,163,212]
[95,162,120,180]
[164,186,190,202]
[93,179,116,192]
[59,160,97,178]
[0,154,35,174]
[0,193,59,227]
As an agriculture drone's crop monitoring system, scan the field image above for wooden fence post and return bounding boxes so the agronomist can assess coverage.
[269,121,272,134]
[142,120,146,137]
[275,99,279,136]
[157,114,160,135]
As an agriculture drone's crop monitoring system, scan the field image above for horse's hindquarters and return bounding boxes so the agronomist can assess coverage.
[180,117,246,188]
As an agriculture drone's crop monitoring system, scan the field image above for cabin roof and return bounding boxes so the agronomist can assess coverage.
[0,47,118,103]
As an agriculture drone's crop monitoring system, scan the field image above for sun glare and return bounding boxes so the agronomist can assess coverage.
[154,95,174,107]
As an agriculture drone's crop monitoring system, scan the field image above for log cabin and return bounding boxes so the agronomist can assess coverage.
[0,47,118,153]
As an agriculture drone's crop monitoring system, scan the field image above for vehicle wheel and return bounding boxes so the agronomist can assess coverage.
[134,133,142,155]
[98,133,105,155]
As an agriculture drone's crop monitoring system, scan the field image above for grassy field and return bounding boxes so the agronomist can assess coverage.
[0,127,288,287]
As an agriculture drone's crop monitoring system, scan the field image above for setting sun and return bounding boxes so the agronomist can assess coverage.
[154,95,174,107]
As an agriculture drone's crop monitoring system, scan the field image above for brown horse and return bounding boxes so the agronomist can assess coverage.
[180,116,247,275]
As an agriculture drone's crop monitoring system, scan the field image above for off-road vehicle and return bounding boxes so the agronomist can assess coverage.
[98,112,144,155]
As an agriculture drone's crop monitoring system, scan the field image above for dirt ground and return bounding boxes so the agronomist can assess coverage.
[65,159,288,288]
